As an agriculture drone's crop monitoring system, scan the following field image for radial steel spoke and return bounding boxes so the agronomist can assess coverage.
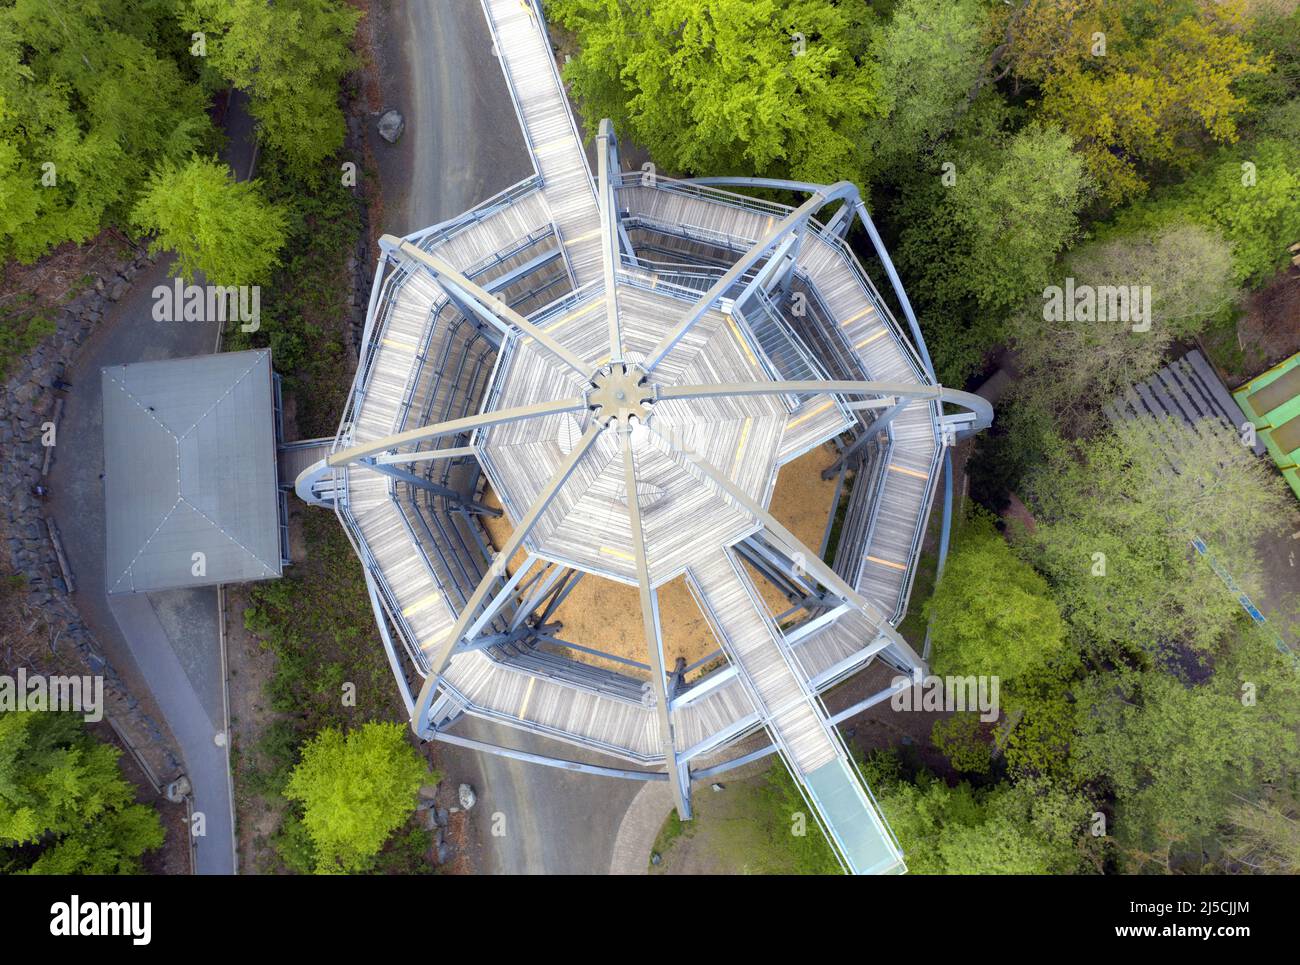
[382,234,590,376]
[621,424,690,817]
[328,396,586,467]
[411,420,604,734]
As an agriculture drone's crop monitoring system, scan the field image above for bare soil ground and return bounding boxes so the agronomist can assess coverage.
[1204,267,1300,384]
[0,230,139,312]
[481,441,842,671]
[224,582,283,874]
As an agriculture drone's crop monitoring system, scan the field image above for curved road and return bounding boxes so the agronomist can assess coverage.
[371,0,641,873]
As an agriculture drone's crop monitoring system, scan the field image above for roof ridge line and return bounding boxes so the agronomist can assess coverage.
[177,350,268,441]
[108,496,183,593]
[177,495,280,573]
[104,372,180,442]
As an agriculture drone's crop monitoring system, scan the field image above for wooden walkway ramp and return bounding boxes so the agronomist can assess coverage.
[690,550,904,873]
[483,0,603,287]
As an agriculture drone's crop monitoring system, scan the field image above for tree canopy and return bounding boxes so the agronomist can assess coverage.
[132,156,289,286]
[283,722,429,874]
[1018,418,1291,661]
[1002,0,1269,203]
[0,0,213,262]
[865,753,1091,874]
[865,0,989,174]
[1073,643,1300,870]
[1104,137,1300,286]
[895,123,1091,382]
[1011,223,1237,419]
[927,512,1068,691]
[549,0,885,185]
[183,0,360,176]
[0,712,163,875]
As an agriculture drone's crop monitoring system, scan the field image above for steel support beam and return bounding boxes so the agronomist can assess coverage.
[681,177,939,380]
[374,445,477,466]
[454,555,542,651]
[821,399,908,479]
[483,247,563,296]
[364,569,416,716]
[643,181,860,371]
[458,622,559,652]
[622,425,691,819]
[411,422,604,735]
[690,678,911,781]
[380,234,590,376]
[731,233,799,316]
[509,562,567,631]
[596,119,623,362]
[426,728,668,781]
[649,421,926,675]
[536,567,583,625]
[328,396,586,467]
[657,379,992,433]
[363,459,501,516]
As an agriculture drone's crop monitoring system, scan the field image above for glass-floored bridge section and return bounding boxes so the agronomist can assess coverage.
[293,0,992,875]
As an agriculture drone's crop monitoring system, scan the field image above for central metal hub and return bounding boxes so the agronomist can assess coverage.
[588,363,653,425]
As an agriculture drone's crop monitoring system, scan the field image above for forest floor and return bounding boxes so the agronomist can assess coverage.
[1203,265,1300,385]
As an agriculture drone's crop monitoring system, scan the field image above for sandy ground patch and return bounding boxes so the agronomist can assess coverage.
[479,441,842,671]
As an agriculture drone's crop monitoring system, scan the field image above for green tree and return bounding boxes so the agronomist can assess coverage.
[1002,0,1270,203]
[0,0,213,261]
[184,0,360,175]
[866,0,990,172]
[549,0,885,184]
[894,123,1091,382]
[1019,418,1293,661]
[1105,137,1300,286]
[927,512,1069,692]
[1074,644,1300,871]
[1223,783,1300,874]
[0,712,163,875]
[1012,223,1238,420]
[283,722,429,874]
[930,714,993,774]
[132,156,289,286]
[865,754,1090,874]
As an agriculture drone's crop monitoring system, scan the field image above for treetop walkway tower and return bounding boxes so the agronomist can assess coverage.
[295,0,991,874]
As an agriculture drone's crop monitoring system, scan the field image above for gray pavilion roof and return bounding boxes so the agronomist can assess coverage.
[102,349,282,594]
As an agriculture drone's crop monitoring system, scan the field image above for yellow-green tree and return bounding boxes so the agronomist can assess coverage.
[549,0,886,184]
[1000,0,1270,203]
[132,156,289,286]
[283,722,429,874]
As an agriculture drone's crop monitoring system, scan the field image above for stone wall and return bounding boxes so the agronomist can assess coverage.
[1,245,181,780]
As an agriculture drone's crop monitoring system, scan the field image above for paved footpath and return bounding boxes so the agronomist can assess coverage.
[45,92,257,874]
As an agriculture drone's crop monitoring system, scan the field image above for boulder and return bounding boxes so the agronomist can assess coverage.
[457,783,477,810]
[377,109,405,144]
